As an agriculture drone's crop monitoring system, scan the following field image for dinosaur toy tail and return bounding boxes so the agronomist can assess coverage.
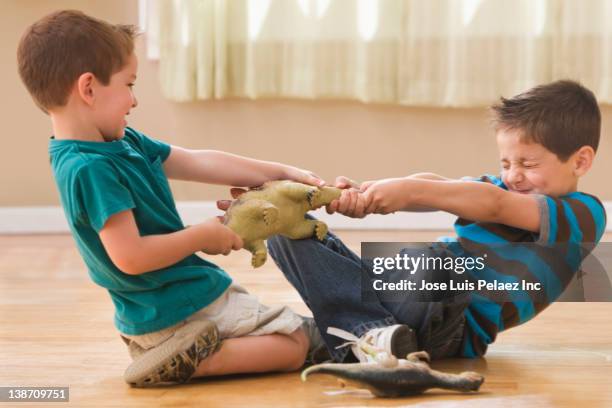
[301,363,329,382]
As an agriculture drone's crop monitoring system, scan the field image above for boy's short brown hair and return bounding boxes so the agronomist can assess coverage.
[17,10,138,113]
[491,80,601,161]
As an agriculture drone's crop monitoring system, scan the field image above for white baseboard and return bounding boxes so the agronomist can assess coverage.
[0,201,610,234]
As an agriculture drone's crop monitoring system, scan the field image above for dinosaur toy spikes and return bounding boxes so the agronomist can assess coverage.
[223,180,342,267]
[301,351,484,398]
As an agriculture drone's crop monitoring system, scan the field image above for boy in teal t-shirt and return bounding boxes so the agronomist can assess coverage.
[18,10,323,387]
[49,127,233,335]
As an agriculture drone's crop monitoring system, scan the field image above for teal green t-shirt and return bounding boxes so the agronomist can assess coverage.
[49,127,232,335]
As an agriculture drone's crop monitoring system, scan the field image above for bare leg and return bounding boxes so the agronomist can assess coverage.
[193,328,308,377]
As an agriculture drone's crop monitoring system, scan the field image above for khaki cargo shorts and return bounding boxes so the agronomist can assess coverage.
[122,284,304,352]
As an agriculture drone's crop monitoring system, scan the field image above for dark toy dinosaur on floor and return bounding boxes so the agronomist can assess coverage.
[301,351,484,398]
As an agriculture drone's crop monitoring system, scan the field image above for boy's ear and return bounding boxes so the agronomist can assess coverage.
[76,72,96,106]
[572,145,595,177]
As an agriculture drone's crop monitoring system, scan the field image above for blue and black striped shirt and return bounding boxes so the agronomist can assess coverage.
[441,175,607,357]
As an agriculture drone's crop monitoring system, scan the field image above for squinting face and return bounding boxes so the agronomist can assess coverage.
[496,128,578,197]
[93,53,138,141]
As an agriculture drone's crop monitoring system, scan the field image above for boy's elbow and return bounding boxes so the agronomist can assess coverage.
[110,253,146,275]
[118,263,143,276]
[490,190,540,232]
[99,214,151,275]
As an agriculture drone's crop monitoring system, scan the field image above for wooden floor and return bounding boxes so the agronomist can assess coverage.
[1,231,611,407]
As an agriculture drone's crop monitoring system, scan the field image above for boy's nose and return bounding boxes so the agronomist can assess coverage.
[132,95,138,108]
[506,168,524,184]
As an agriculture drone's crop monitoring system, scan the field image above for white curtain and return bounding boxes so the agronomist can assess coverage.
[141,0,612,106]
[398,0,555,106]
[554,0,612,102]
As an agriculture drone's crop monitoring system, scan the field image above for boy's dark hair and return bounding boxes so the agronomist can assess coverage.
[491,80,600,161]
[17,10,138,113]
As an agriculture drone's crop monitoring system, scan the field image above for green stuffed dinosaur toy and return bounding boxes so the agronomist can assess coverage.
[223,180,342,268]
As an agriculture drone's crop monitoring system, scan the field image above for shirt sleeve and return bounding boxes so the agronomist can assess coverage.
[462,174,506,189]
[124,127,172,163]
[75,160,136,232]
[535,193,607,245]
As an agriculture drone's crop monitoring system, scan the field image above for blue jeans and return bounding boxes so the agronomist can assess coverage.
[268,228,468,362]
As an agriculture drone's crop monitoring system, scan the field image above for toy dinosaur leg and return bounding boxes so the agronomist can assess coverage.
[313,221,328,240]
[290,185,342,209]
[276,181,341,208]
[426,368,484,393]
[246,240,268,268]
[307,186,342,209]
[277,181,315,202]
[285,219,328,241]
[405,351,431,364]
[225,199,279,241]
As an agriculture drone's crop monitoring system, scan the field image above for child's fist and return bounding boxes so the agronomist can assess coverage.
[327,176,367,217]
[199,217,243,255]
[362,178,410,214]
[327,188,370,218]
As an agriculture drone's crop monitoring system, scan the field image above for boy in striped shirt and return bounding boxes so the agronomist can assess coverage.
[267,80,607,362]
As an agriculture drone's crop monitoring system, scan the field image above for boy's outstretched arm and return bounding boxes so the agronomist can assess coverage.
[389,173,451,212]
[162,146,324,187]
[99,210,243,275]
[327,173,449,217]
[363,178,541,232]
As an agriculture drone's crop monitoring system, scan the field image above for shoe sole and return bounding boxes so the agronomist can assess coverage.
[389,325,418,359]
[123,320,217,386]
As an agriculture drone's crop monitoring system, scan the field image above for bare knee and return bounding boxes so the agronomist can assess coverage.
[283,328,309,371]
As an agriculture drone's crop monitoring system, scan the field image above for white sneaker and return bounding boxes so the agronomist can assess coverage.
[328,324,417,364]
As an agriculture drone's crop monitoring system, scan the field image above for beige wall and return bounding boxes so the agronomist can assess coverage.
[3,0,611,207]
